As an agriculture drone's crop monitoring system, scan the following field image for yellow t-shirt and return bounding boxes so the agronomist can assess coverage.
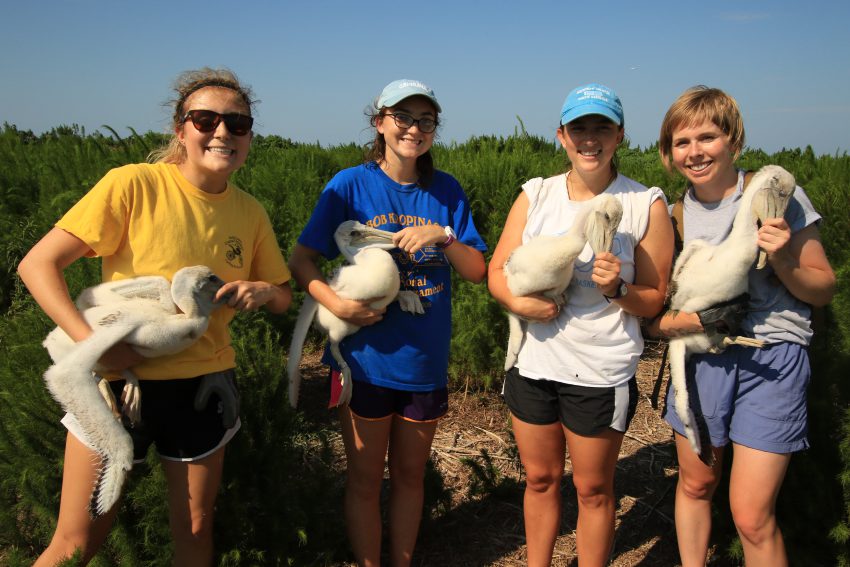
[56,162,291,379]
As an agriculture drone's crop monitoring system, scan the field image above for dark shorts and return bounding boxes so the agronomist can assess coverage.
[663,342,810,453]
[503,367,638,435]
[331,370,448,422]
[62,371,239,462]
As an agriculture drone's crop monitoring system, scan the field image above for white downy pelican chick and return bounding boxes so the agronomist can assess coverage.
[667,165,796,463]
[503,193,623,370]
[287,220,424,408]
[42,265,229,516]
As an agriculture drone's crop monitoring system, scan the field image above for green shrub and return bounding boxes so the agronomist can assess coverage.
[0,124,846,564]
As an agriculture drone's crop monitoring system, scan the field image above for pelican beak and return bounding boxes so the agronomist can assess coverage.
[586,210,621,255]
[348,226,396,248]
[752,179,795,269]
[207,275,232,306]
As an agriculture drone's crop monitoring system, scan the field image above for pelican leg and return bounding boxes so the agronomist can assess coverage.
[119,371,141,426]
[504,313,525,371]
[668,340,702,456]
[96,375,122,420]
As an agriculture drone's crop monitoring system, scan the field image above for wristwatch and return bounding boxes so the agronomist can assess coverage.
[437,226,456,249]
[604,279,628,300]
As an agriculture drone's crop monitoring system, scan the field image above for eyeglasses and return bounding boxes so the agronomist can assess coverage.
[182,110,254,136]
[383,112,438,133]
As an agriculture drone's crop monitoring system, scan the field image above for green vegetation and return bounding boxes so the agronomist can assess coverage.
[0,122,847,564]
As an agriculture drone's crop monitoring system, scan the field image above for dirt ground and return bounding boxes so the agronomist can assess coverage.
[296,341,703,566]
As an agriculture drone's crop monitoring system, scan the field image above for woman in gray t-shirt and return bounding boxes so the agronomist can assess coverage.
[650,86,836,567]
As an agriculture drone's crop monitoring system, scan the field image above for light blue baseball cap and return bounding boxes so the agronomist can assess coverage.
[560,83,624,126]
[376,79,442,113]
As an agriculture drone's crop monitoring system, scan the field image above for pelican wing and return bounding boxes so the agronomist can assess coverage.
[671,239,710,283]
[43,322,137,517]
[76,276,175,313]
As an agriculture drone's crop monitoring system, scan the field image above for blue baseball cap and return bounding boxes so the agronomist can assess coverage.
[376,79,442,113]
[560,83,624,126]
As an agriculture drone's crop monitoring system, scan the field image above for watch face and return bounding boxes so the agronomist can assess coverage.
[619,282,628,297]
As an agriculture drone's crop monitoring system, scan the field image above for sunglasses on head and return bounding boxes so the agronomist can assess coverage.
[182,109,253,136]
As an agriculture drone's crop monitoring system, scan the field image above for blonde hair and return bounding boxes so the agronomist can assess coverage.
[148,67,256,164]
[658,85,745,172]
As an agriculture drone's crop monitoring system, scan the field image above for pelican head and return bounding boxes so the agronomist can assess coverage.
[334,220,397,261]
[750,165,796,225]
[583,194,623,255]
[170,266,228,316]
[748,165,796,268]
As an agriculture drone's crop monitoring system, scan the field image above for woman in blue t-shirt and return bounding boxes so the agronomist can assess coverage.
[288,79,487,567]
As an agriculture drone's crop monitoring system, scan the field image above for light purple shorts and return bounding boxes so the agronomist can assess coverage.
[664,342,810,454]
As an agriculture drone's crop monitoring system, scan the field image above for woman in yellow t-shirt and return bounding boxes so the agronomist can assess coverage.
[18,67,292,566]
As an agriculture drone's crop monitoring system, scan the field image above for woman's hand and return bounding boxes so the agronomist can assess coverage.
[216,280,292,313]
[758,218,793,263]
[509,293,562,322]
[392,225,447,254]
[592,251,622,296]
[331,297,387,326]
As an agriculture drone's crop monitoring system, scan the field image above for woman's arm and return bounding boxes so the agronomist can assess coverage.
[391,225,486,283]
[18,228,95,341]
[288,243,386,326]
[596,198,674,319]
[487,193,561,322]
[17,227,145,369]
[760,221,836,307]
[215,281,292,314]
[647,310,703,338]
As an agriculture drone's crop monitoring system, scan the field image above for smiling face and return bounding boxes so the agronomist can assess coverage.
[376,96,437,169]
[176,86,252,193]
[670,119,737,191]
[557,114,623,176]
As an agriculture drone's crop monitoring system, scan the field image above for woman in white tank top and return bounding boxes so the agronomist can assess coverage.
[488,84,673,566]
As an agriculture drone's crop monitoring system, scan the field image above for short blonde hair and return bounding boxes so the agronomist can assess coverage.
[658,85,745,172]
[148,67,256,164]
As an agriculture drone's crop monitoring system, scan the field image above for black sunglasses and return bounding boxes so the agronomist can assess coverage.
[182,109,253,136]
[383,112,438,133]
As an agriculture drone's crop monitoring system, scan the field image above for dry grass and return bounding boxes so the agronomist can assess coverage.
[294,341,725,566]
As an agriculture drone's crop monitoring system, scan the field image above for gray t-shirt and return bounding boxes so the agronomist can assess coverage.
[680,169,821,345]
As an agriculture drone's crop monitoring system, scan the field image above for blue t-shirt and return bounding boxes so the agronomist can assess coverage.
[298,162,487,391]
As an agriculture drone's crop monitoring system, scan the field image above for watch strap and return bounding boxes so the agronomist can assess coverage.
[437,226,456,249]
[603,279,626,301]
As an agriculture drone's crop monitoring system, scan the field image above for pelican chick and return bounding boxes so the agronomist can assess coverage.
[287,220,424,408]
[42,265,229,516]
[667,165,796,463]
[503,193,623,370]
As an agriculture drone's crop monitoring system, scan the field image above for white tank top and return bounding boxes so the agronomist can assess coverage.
[516,173,665,387]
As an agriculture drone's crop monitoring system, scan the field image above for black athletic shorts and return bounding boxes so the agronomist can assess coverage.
[63,370,239,462]
[503,367,638,435]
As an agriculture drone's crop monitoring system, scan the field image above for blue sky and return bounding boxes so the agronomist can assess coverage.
[2,0,848,155]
